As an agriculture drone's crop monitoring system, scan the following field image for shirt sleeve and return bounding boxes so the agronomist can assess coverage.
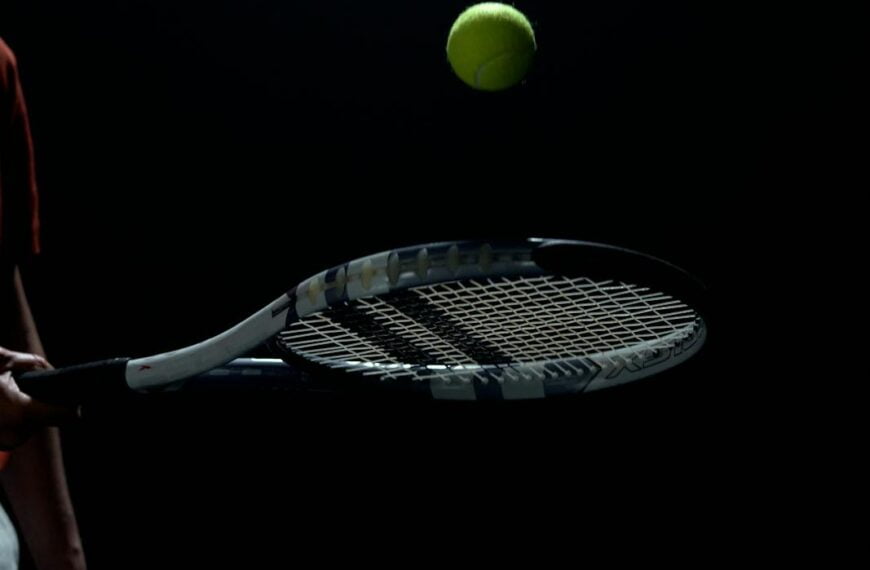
[0,37,41,258]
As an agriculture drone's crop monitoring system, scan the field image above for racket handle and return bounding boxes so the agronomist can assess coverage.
[16,358,132,403]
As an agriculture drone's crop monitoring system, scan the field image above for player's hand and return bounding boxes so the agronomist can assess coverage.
[0,347,78,449]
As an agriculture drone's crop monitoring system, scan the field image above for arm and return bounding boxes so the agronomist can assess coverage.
[0,266,86,570]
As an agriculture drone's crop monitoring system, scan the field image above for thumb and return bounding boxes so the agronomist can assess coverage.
[0,350,50,373]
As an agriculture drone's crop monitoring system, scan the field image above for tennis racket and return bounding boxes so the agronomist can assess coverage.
[17,238,707,402]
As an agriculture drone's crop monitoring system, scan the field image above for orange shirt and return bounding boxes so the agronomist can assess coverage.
[0,37,41,470]
[0,36,41,258]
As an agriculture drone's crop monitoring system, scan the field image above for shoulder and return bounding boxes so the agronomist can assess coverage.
[0,37,15,68]
[0,37,18,91]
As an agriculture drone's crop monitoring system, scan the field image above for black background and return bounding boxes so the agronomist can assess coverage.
[0,0,818,566]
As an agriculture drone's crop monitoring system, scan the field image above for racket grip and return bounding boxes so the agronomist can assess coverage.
[16,358,132,404]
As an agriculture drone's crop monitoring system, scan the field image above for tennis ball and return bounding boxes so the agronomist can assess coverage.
[446,3,536,91]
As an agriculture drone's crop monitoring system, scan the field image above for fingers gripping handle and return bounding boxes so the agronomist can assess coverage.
[16,358,132,404]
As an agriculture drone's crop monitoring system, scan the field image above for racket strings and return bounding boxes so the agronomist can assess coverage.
[274,275,700,380]
[381,290,512,365]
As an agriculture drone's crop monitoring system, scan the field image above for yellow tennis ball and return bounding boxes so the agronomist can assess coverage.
[446,3,536,91]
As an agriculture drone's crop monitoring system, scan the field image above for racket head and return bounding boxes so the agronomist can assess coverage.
[270,238,707,401]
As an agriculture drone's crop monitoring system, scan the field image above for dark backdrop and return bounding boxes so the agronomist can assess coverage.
[1,1,792,566]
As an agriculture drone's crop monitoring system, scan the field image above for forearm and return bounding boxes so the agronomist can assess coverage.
[0,429,85,569]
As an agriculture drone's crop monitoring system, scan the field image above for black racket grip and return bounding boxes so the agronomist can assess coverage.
[16,358,132,404]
